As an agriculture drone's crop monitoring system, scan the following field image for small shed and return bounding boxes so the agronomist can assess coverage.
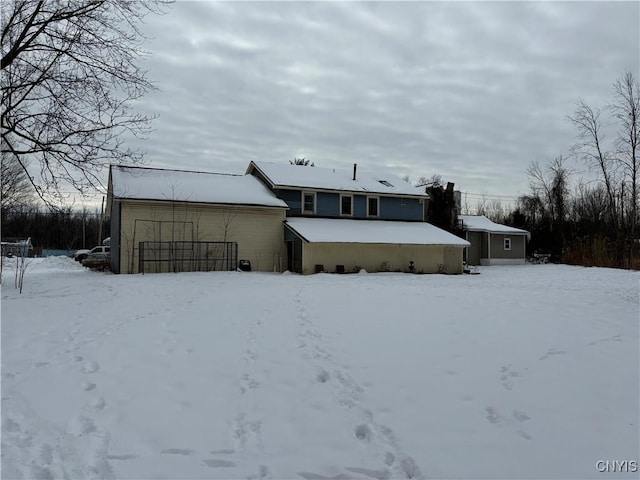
[458,215,530,266]
[1,237,34,257]
[284,217,469,274]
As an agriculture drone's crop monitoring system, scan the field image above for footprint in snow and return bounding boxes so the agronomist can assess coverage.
[66,415,96,436]
[83,361,100,374]
[203,459,236,468]
[81,381,97,392]
[345,467,390,480]
[85,396,106,412]
[316,369,330,383]
[161,448,193,455]
[354,424,372,442]
[539,348,567,360]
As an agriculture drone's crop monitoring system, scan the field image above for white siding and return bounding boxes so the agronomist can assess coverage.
[117,200,286,274]
[302,243,464,274]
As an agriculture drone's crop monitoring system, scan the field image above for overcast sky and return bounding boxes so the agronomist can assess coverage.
[123,1,639,209]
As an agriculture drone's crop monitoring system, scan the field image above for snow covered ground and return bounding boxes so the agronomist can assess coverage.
[1,257,638,480]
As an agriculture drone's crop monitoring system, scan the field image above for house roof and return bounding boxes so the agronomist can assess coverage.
[285,218,470,246]
[109,166,288,209]
[459,215,530,236]
[247,161,428,198]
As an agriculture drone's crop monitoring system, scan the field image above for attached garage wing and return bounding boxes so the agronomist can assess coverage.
[284,218,469,274]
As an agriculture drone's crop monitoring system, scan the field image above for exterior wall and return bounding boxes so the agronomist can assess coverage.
[489,233,526,260]
[317,192,340,216]
[284,225,303,273]
[353,195,367,217]
[467,231,527,265]
[301,243,464,275]
[271,187,424,221]
[443,246,464,274]
[480,258,526,266]
[275,189,302,215]
[110,200,122,273]
[466,231,482,265]
[379,196,424,221]
[481,232,489,258]
[116,200,286,274]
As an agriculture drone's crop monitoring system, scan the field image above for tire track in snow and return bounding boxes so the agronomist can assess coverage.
[295,289,424,480]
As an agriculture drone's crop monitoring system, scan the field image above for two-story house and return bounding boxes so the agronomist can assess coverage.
[246,161,469,274]
[107,161,469,274]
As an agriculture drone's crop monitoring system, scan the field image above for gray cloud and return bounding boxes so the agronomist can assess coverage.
[123,1,639,207]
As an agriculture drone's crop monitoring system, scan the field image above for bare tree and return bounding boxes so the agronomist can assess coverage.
[1,0,169,207]
[290,157,314,166]
[611,71,639,241]
[527,156,571,227]
[416,174,442,188]
[569,99,617,224]
[1,147,33,210]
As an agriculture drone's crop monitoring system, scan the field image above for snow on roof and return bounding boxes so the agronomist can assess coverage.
[248,161,427,197]
[459,215,530,235]
[285,217,470,246]
[110,166,288,208]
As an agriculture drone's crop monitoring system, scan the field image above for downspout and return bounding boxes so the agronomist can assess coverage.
[488,232,491,266]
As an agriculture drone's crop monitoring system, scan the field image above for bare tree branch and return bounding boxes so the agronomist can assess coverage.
[1,0,171,208]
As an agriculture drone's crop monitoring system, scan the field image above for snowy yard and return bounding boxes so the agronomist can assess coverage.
[1,257,638,480]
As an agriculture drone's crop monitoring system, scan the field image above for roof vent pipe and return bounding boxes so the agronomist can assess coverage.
[353,163,357,181]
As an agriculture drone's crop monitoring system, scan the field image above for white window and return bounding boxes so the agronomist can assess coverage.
[504,238,511,250]
[340,195,353,216]
[367,196,379,217]
[302,191,316,214]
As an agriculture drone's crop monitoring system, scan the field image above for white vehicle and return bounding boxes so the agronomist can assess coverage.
[75,245,110,262]
[73,249,90,262]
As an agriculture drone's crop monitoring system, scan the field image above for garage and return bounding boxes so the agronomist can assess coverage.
[284,218,469,274]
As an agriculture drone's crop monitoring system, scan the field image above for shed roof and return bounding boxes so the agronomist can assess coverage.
[285,218,469,246]
[247,161,427,198]
[109,166,288,209]
[459,215,530,236]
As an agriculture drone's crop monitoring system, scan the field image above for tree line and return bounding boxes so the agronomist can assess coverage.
[2,202,108,252]
[473,72,639,268]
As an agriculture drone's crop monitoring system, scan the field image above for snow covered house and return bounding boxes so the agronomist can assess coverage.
[458,215,530,266]
[106,166,288,274]
[247,161,469,274]
[107,162,469,275]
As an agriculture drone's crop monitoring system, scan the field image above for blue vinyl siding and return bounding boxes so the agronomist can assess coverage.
[380,196,423,221]
[317,192,339,216]
[271,187,423,221]
[354,195,366,217]
[284,225,300,241]
[276,189,302,215]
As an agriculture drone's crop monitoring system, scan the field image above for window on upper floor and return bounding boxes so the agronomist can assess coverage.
[302,192,316,214]
[504,238,511,250]
[367,196,379,217]
[340,195,353,216]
